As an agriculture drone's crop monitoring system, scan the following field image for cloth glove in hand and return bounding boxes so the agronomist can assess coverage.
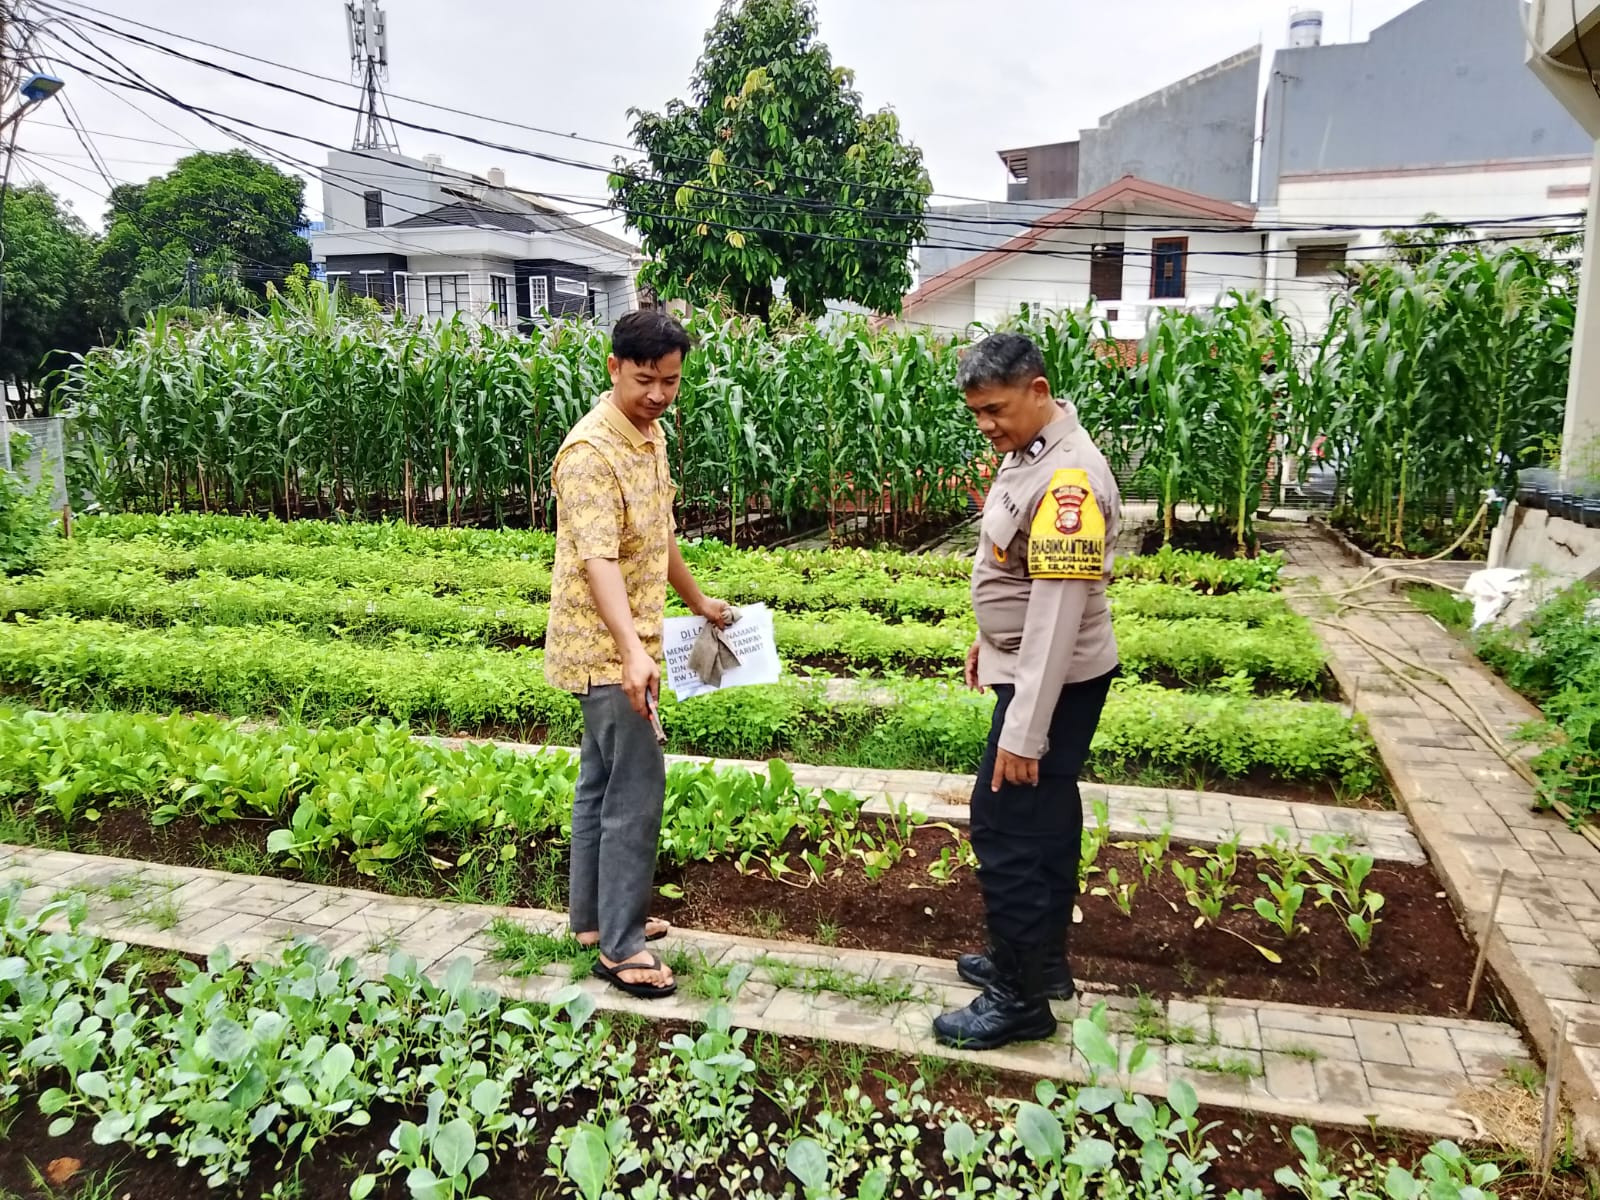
[687,609,742,686]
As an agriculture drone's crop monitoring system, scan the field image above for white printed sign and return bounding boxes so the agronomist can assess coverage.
[663,604,781,700]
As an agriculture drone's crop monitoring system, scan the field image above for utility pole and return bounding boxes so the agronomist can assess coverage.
[185,256,199,309]
[346,1,399,152]
[0,2,67,422]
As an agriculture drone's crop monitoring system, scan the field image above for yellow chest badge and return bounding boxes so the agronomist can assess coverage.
[1028,469,1105,579]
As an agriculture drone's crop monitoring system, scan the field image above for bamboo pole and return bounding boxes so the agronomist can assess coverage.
[1465,868,1506,1013]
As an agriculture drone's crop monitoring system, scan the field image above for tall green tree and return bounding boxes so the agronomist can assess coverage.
[0,184,107,409]
[609,0,930,322]
[100,150,310,319]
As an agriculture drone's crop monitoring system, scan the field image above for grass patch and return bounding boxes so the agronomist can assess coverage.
[1186,1052,1265,1082]
[1127,992,1200,1046]
[1407,585,1472,635]
[485,918,596,980]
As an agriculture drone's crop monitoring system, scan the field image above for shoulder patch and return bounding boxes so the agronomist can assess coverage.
[1028,468,1106,580]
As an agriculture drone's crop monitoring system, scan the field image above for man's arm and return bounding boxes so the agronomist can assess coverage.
[668,539,730,627]
[993,578,1090,788]
[583,557,658,719]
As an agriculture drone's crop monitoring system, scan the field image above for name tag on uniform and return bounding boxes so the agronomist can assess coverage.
[1028,469,1106,579]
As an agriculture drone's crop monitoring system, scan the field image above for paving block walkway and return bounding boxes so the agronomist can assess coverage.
[427,734,1425,864]
[0,842,1528,1141]
[1281,522,1600,1150]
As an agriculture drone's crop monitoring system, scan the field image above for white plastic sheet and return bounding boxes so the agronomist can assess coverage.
[1461,568,1529,630]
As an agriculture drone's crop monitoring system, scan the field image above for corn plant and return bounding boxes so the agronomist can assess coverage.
[1318,240,1573,548]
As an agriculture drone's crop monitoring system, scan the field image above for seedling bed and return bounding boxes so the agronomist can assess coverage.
[0,1006,1564,1200]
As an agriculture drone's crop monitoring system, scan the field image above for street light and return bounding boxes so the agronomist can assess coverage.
[0,71,65,135]
[19,74,64,104]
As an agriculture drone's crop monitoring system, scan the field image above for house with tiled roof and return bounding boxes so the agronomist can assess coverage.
[894,176,1261,340]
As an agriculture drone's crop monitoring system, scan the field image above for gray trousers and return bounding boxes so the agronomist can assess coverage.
[568,685,666,962]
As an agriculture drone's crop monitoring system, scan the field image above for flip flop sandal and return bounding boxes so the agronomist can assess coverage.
[592,951,677,999]
[575,920,669,947]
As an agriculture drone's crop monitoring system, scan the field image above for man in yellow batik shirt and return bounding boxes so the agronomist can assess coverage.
[545,311,729,1000]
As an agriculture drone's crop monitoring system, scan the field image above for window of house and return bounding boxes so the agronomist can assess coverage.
[592,286,611,325]
[359,271,392,305]
[1150,238,1188,299]
[425,274,467,317]
[529,275,549,313]
[1295,242,1349,278]
[326,271,351,292]
[490,275,511,325]
[553,276,587,297]
[363,190,383,228]
[394,273,411,314]
[1089,243,1125,301]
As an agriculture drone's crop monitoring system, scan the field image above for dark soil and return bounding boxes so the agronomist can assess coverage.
[657,828,1495,1020]
[34,810,1487,1020]
[1138,522,1289,559]
[0,1015,1575,1200]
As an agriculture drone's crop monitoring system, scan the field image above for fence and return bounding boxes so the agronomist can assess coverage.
[1,413,69,511]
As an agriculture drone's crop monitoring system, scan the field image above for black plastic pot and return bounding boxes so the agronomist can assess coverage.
[1583,500,1600,529]
[1550,492,1571,520]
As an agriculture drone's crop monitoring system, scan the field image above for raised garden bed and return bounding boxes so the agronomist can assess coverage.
[1,906,1561,1200]
[4,798,1487,1020]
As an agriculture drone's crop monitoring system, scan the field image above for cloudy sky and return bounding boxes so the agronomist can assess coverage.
[13,0,1420,235]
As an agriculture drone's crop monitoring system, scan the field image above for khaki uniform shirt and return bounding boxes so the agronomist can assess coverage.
[544,393,676,694]
[972,401,1120,758]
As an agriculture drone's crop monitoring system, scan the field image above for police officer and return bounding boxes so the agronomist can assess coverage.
[933,332,1120,1052]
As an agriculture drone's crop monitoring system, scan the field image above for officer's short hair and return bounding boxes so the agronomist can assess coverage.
[956,333,1047,393]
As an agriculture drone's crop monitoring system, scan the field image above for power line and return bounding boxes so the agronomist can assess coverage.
[33,44,1588,275]
[29,7,1591,254]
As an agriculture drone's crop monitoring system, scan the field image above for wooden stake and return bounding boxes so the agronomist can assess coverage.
[1466,868,1507,1013]
[60,503,72,539]
[1539,1012,1569,1177]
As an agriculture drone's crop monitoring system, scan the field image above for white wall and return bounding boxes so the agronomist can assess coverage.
[889,283,979,336]
[901,217,1263,336]
[319,150,474,233]
[1263,156,1590,337]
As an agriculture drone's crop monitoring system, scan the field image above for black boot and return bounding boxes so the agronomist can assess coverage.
[933,936,1057,1050]
[956,932,1075,1001]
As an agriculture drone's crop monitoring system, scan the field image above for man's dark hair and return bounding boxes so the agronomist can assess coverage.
[955,332,1047,392]
[611,310,692,366]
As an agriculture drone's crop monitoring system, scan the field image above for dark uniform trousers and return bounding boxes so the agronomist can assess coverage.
[969,669,1117,946]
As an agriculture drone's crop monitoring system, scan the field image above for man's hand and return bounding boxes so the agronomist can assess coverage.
[693,596,733,629]
[964,640,982,691]
[621,646,660,721]
[992,748,1040,791]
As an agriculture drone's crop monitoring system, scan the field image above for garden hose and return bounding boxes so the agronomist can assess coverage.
[1326,500,1489,602]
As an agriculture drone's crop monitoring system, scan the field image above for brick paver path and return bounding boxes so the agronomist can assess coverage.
[1281,522,1600,1151]
[0,842,1528,1141]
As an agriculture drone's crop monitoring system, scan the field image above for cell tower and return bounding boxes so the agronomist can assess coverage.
[346,0,400,152]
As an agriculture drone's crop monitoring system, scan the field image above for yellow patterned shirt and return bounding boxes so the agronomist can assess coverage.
[544,393,676,693]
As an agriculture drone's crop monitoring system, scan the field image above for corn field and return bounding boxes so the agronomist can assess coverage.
[1311,243,1576,549]
[59,287,986,543]
[56,239,1575,551]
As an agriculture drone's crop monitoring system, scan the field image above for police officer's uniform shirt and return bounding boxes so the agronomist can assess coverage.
[971,400,1120,760]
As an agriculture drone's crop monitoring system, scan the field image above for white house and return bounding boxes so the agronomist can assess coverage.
[310,149,642,329]
[1260,155,1590,338]
[895,177,1262,340]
